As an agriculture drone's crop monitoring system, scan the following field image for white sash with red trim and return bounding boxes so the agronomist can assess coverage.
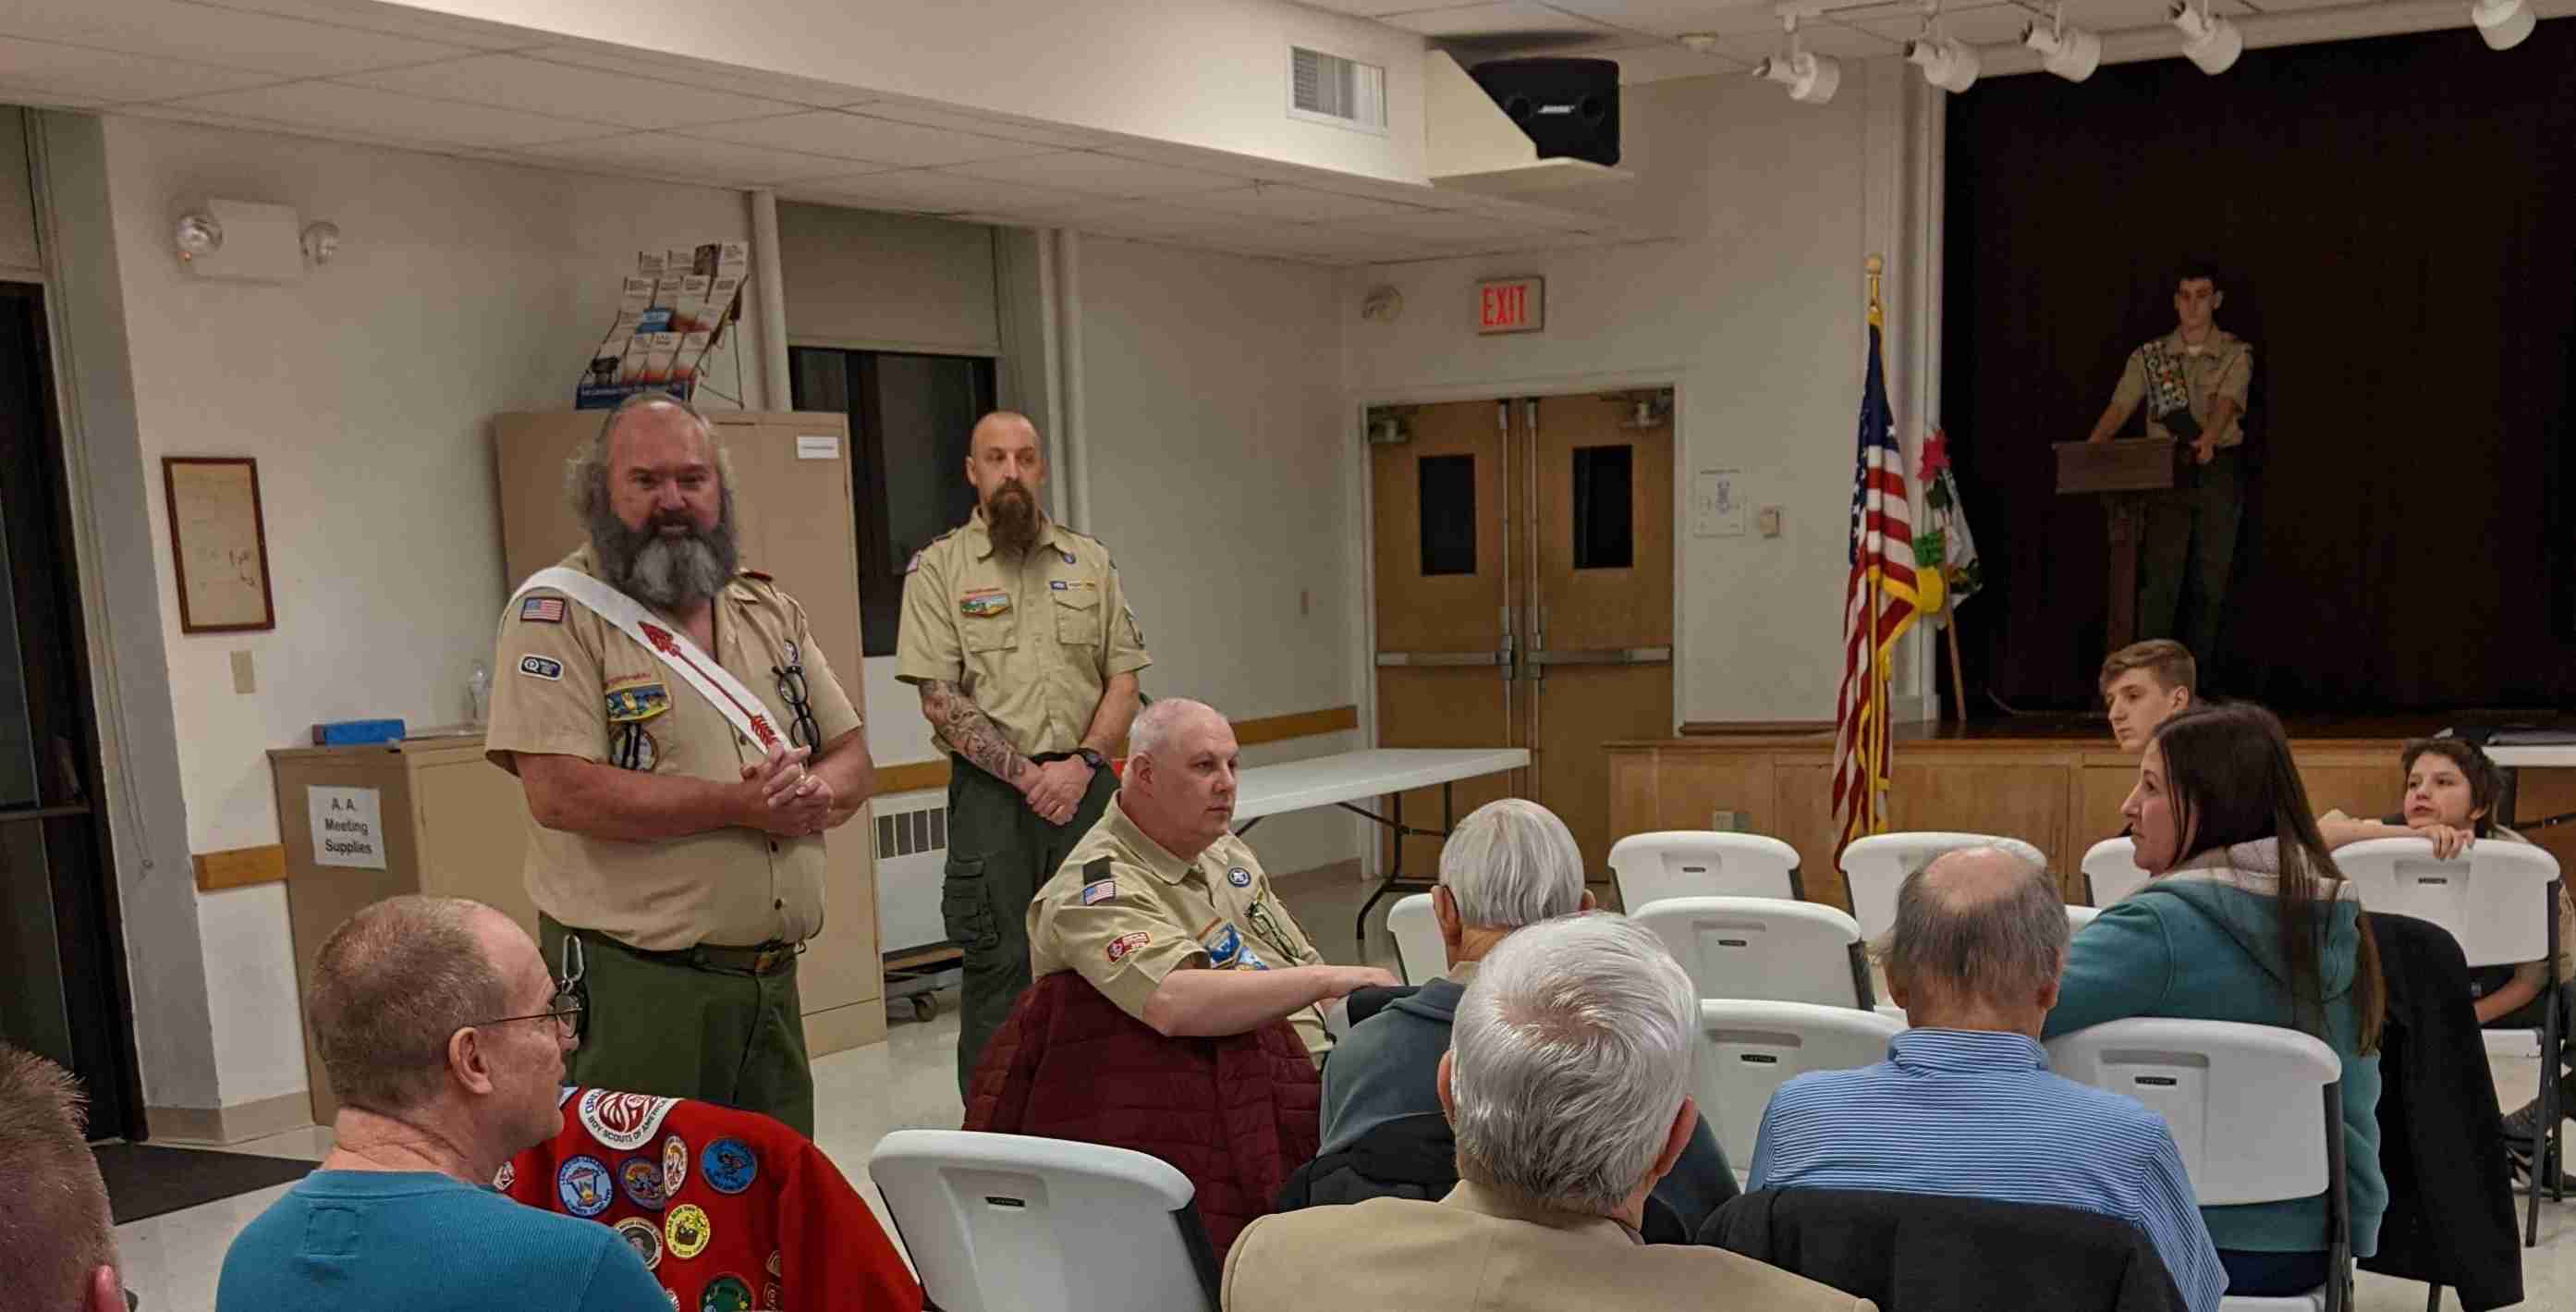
[511,567,786,752]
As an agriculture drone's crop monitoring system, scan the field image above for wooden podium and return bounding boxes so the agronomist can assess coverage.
[2054,438,2180,650]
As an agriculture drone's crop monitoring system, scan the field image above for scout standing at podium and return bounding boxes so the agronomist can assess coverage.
[485,394,873,1137]
[897,411,1151,1094]
[2083,262,2254,667]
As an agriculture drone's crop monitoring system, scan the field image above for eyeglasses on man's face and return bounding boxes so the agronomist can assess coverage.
[469,985,585,1042]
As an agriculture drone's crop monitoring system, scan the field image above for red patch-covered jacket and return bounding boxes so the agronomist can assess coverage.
[963,971,1320,1257]
[499,1088,921,1312]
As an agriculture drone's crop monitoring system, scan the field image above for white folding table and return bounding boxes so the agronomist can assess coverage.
[1232,746,1529,941]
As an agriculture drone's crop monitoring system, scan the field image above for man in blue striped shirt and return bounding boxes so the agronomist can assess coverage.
[1749,847,2226,1312]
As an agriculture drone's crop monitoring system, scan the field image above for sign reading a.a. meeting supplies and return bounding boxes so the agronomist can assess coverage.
[309,785,388,870]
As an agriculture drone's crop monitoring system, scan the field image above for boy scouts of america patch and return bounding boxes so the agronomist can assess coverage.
[958,587,1010,618]
[700,1274,754,1312]
[619,1156,666,1210]
[1107,930,1150,963]
[662,1133,690,1197]
[519,655,563,681]
[1228,866,1251,888]
[665,1203,712,1260]
[702,1136,759,1195]
[614,1217,664,1271]
[1081,878,1117,905]
[557,1155,614,1217]
[578,1087,680,1150]
[519,595,566,624]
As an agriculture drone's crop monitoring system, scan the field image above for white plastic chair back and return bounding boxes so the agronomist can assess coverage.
[2333,837,2558,968]
[2046,1018,2339,1207]
[869,1129,1214,1312]
[2083,838,2155,908]
[1610,831,1801,910]
[2066,903,2102,931]
[1636,896,1872,1008]
[1386,893,1447,986]
[1695,999,1906,1165]
[1840,832,2046,941]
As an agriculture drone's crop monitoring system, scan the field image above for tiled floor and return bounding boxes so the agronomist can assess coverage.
[115,871,2576,1310]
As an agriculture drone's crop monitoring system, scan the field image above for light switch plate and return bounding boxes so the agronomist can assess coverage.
[230,649,256,694]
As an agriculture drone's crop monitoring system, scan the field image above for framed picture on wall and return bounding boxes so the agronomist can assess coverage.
[162,456,276,633]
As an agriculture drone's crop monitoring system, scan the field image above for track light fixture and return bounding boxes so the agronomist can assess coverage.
[1754,6,1842,104]
[2470,0,2535,47]
[1905,2,1980,92]
[2021,4,2101,81]
[2170,0,2244,73]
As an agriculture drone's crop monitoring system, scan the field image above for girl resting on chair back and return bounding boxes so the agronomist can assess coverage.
[2044,701,2388,1300]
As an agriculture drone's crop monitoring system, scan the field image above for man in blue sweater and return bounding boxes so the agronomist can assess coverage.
[218,895,666,1312]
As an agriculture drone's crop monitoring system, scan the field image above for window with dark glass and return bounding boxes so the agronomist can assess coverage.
[1571,445,1633,570]
[1418,454,1477,577]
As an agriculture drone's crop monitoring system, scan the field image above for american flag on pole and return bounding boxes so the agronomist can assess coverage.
[1831,302,1921,852]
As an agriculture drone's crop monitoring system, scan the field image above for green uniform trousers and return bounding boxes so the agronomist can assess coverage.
[944,756,1117,1095]
[538,914,813,1138]
[2137,446,2245,667]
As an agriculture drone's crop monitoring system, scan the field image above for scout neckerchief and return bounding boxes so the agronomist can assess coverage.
[512,567,785,752]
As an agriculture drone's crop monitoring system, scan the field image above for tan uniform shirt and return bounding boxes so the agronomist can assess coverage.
[484,545,862,951]
[2107,326,2254,448]
[1028,793,1333,1056]
[893,509,1150,757]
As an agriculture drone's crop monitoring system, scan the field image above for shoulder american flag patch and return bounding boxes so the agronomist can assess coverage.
[519,595,567,623]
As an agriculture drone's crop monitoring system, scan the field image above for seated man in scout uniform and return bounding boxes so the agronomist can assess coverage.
[1027,698,1396,1061]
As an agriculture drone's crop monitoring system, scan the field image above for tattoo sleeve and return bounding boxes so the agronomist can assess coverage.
[922,680,1032,785]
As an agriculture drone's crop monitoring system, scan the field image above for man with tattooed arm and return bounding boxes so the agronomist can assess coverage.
[897,411,1151,1091]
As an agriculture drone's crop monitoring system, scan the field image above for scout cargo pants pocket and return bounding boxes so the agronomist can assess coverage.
[941,852,1000,954]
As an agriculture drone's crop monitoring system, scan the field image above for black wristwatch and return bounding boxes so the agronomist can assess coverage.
[1074,747,1107,772]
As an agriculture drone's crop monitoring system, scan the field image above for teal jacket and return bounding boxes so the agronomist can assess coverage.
[2044,840,2385,1259]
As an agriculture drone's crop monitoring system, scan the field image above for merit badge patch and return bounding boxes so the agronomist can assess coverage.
[614,1217,664,1271]
[556,1155,615,1217]
[701,1136,759,1195]
[492,1160,515,1191]
[700,1274,754,1312]
[1106,930,1151,963]
[578,1088,680,1151]
[665,1203,712,1260]
[519,655,564,681]
[519,595,567,624]
[1080,878,1117,905]
[618,1156,666,1211]
[662,1134,690,1198]
[958,588,1010,619]
[1227,866,1252,888]
[604,677,671,724]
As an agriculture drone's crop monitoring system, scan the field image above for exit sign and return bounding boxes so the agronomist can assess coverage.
[1477,276,1544,335]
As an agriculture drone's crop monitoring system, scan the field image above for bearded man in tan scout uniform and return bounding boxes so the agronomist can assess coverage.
[1029,699,1395,1061]
[897,410,1150,1091]
[484,393,873,1137]
[2084,261,2255,668]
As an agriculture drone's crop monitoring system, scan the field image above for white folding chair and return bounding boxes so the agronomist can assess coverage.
[2083,837,2154,907]
[2047,1019,2349,1312]
[1839,832,2048,942]
[1636,896,1874,1008]
[1609,831,1803,910]
[1386,892,1447,986]
[2335,836,2564,1245]
[2066,903,2102,931]
[1694,999,1906,1166]
[869,1129,1216,1312]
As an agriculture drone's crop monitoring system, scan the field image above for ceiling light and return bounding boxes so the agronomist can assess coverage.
[1906,35,1980,92]
[2470,0,2535,48]
[2021,6,2102,81]
[174,211,223,262]
[1755,7,1841,104]
[2170,0,2243,73]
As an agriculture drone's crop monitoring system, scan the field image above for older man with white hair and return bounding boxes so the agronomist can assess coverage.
[1750,846,2226,1312]
[1027,698,1395,1060]
[1227,913,1868,1312]
[1316,798,1739,1232]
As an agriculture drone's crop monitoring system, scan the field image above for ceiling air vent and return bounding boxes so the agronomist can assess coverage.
[1290,46,1387,132]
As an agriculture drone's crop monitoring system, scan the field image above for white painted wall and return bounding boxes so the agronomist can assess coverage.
[1341,65,1939,727]
[778,203,998,355]
[99,114,764,1105]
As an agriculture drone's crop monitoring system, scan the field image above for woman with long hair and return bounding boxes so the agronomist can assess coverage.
[2045,701,2387,1298]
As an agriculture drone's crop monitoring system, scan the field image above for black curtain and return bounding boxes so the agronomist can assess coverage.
[1941,20,2576,713]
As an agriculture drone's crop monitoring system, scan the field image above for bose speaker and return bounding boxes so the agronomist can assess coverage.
[1467,56,1621,167]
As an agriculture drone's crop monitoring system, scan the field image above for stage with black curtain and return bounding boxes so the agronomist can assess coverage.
[1941,20,2576,715]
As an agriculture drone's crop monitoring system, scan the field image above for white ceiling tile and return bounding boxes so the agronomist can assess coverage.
[1849,3,2033,44]
[0,35,284,103]
[1790,20,1909,55]
[943,152,1249,198]
[1384,0,1629,38]
[339,54,801,129]
[1596,40,1751,80]
[1342,209,1544,243]
[787,168,1092,215]
[852,99,1117,147]
[174,0,534,49]
[1293,0,1458,14]
[1167,182,1430,222]
[165,80,609,148]
[1542,0,1799,36]
[0,0,475,76]
[530,41,878,106]
[684,110,1060,166]
[514,131,862,185]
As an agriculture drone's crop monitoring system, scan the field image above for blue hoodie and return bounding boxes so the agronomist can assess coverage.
[2044,839,2386,1258]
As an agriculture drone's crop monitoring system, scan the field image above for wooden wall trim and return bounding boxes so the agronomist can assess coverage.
[193,843,287,891]
[869,704,1361,798]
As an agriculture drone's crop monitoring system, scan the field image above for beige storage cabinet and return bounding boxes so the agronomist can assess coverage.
[271,731,535,1125]
[491,409,885,1061]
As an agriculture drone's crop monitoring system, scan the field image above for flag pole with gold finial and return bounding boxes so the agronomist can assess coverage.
[1862,253,1885,836]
